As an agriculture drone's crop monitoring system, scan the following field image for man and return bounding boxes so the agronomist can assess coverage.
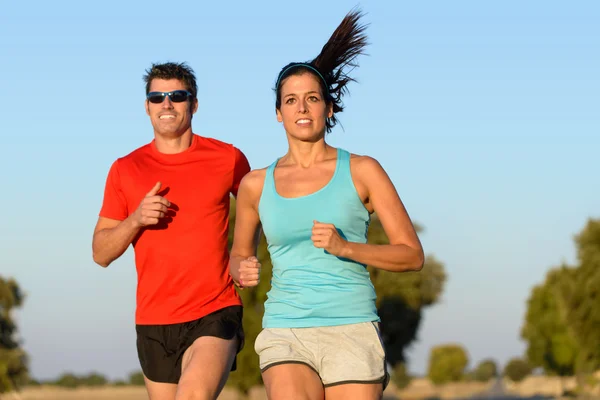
[92,62,250,400]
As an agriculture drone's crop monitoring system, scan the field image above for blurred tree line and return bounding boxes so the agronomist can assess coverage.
[226,198,448,393]
[24,370,145,388]
[425,344,530,385]
[521,218,600,382]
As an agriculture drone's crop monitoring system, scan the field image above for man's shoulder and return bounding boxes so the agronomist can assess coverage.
[197,135,233,149]
[114,142,152,163]
[105,142,152,173]
[195,135,244,157]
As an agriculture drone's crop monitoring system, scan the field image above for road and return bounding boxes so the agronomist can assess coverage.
[469,379,554,400]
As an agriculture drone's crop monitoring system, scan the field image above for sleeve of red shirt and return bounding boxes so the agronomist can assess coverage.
[99,160,129,221]
[231,146,251,196]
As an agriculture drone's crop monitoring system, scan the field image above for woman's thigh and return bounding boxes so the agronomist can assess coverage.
[325,383,383,400]
[262,363,324,400]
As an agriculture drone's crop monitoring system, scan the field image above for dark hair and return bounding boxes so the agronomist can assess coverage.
[274,8,369,133]
[143,62,198,99]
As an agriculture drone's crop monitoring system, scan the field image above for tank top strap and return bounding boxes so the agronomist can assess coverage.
[337,147,350,164]
[333,148,353,186]
[263,158,279,195]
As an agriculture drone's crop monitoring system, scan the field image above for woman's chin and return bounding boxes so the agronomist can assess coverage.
[287,130,326,143]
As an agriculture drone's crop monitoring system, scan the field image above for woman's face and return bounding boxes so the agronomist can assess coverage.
[276,72,333,142]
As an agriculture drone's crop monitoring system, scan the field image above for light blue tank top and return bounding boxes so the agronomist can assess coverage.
[258,148,379,328]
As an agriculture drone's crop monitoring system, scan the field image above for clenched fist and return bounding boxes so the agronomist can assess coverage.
[231,256,261,288]
[311,221,347,257]
[132,182,171,228]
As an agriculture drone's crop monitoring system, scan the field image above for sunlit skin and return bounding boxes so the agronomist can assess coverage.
[145,78,198,154]
[229,71,424,400]
[276,72,333,144]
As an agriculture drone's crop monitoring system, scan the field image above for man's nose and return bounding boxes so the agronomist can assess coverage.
[161,95,174,109]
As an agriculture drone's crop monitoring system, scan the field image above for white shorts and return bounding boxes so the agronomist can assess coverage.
[255,321,389,388]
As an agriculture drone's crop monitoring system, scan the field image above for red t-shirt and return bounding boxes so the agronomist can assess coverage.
[99,134,251,325]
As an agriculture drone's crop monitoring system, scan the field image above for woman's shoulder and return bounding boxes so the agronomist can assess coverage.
[348,151,384,173]
[240,167,267,187]
[237,167,269,203]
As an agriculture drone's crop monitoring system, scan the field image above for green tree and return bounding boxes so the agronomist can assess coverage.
[226,201,272,392]
[0,276,28,394]
[503,358,531,382]
[226,199,447,393]
[470,359,498,382]
[427,344,469,385]
[521,266,579,376]
[367,217,446,369]
[389,362,412,389]
[558,219,600,374]
[522,218,600,379]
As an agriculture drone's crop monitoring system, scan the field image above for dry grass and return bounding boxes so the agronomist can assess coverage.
[7,384,398,400]
[5,386,149,400]
[5,386,242,400]
[3,379,493,400]
[10,372,600,400]
[391,378,493,399]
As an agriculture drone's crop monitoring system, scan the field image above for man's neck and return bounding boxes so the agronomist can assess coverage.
[154,131,194,154]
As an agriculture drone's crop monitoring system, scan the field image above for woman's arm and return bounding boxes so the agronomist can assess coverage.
[229,169,265,287]
[311,156,424,272]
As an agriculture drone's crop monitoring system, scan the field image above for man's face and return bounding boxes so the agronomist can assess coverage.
[145,78,198,138]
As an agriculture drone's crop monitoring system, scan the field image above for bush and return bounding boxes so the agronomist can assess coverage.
[427,344,469,385]
[51,372,108,388]
[54,373,79,388]
[225,304,263,393]
[81,372,107,386]
[471,359,498,382]
[503,358,532,382]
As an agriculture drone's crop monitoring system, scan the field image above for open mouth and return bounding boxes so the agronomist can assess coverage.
[296,118,312,125]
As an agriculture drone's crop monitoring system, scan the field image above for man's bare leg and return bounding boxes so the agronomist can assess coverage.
[175,335,238,400]
[143,375,178,400]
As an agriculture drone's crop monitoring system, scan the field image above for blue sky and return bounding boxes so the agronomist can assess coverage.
[1,0,598,380]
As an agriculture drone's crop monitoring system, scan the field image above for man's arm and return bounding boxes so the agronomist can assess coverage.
[92,216,142,267]
[231,146,251,197]
[92,181,170,268]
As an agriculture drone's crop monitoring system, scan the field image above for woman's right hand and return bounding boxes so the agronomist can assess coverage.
[230,256,261,288]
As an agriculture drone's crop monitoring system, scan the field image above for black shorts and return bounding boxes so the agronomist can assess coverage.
[136,305,244,384]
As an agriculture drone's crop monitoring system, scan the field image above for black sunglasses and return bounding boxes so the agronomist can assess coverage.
[146,90,194,104]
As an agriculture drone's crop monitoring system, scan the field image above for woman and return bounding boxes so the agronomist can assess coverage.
[229,9,424,400]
